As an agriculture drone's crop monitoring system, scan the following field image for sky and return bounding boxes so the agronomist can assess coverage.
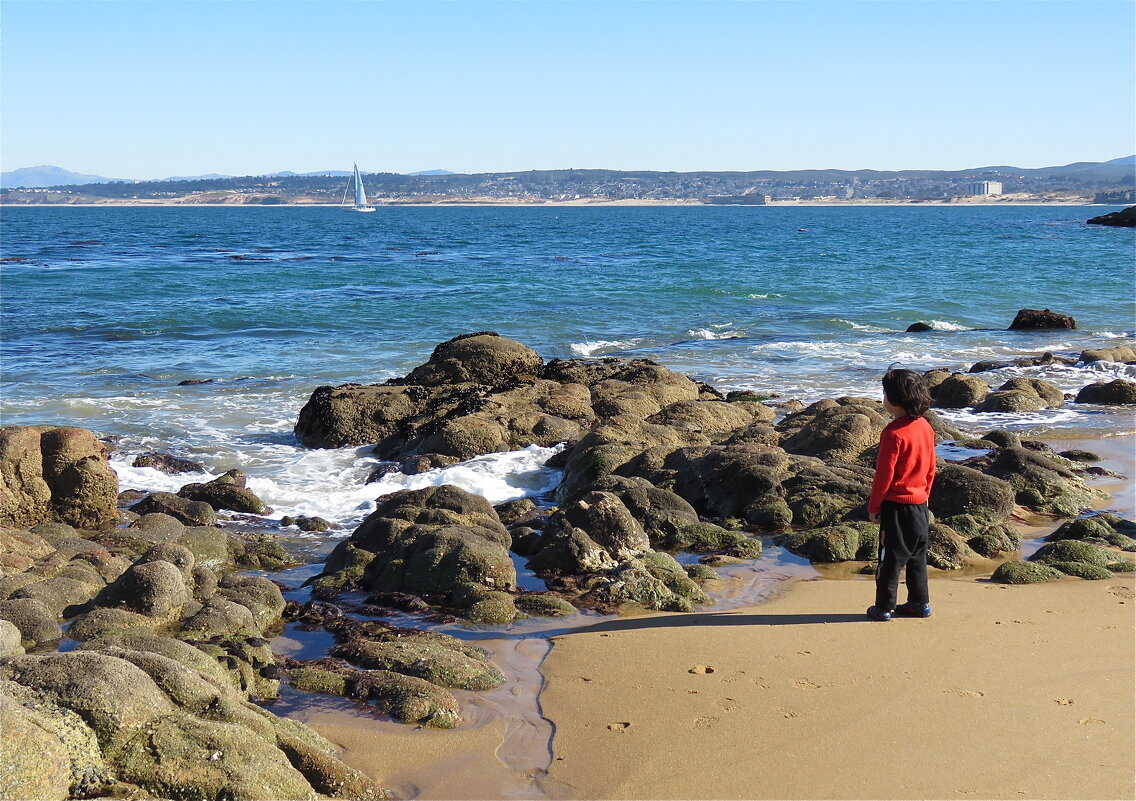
[1,0,1133,179]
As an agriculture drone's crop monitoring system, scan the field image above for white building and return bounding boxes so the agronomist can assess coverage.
[967,181,1004,196]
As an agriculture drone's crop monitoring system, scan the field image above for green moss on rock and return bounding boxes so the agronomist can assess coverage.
[991,560,1064,584]
[1048,561,1114,580]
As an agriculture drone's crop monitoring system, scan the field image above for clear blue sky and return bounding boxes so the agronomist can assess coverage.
[2,0,1133,178]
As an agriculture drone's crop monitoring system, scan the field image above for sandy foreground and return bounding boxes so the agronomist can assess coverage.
[302,434,1135,801]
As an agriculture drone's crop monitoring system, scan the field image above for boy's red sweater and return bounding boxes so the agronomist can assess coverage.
[868,415,936,515]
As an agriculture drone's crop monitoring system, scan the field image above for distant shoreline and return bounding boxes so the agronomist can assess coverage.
[0,198,1103,208]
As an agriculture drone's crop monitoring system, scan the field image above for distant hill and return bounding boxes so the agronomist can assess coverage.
[159,173,233,181]
[409,169,455,176]
[0,165,120,188]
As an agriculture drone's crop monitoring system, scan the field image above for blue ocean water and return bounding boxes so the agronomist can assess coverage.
[2,204,1134,528]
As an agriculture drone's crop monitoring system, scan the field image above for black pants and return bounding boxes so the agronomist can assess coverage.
[875,500,930,610]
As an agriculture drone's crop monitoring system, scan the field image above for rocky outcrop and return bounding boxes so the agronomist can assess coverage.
[0,426,119,531]
[176,470,267,515]
[132,452,205,475]
[1080,346,1136,364]
[931,374,990,408]
[1007,308,1076,330]
[1087,206,1136,227]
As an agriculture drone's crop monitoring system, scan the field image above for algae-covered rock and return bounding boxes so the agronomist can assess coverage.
[514,593,577,617]
[991,560,1065,584]
[113,713,320,801]
[927,524,975,570]
[130,491,217,527]
[177,470,267,515]
[778,524,875,563]
[684,562,720,581]
[465,590,518,624]
[1049,516,1136,550]
[329,639,505,691]
[966,524,1021,558]
[1047,561,1114,580]
[985,446,1106,516]
[66,607,159,642]
[0,620,23,657]
[932,374,990,408]
[778,399,890,463]
[1031,540,1121,569]
[929,464,1015,525]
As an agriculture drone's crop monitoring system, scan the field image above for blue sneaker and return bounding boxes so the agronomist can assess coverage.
[895,602,932,618]
[866,605,893,621]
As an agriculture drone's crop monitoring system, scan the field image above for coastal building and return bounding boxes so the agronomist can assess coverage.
[1094,189,1136,203]
[966,180,1004,196]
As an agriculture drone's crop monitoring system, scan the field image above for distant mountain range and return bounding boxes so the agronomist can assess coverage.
[0,165,456,188]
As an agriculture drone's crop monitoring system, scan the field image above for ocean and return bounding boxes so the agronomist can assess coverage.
[2,204,1134,536]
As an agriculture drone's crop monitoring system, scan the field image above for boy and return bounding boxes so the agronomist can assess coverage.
[866,367,936,621]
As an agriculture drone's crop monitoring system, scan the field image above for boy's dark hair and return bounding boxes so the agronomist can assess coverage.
[882,367,932,417]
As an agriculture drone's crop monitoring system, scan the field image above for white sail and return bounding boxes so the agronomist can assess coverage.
[343,162,375,211]
[354,163,368,207]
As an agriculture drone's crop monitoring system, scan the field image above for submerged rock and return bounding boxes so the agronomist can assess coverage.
[1007,308,1076,330]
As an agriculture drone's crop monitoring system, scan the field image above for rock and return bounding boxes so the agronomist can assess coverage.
[578,554,708,613]
[906,322,934,332]
[0,620,24,657]
[0,687,75,800]
[929,464,1015,526]
[553,491,650,560]
[95,559,191,620]
[0,526,55,573]
[991,560,1064,584]
[132,452,205,475]
[931,374,989,408]
[647,399,773,437]
[778,398,891,464]
[280,515,333,532]
[0,426,119,530]
[312,485,516,599]
[1080,346,1136,364]
[927,524,975,569]
[995,377,1064,407]
[405,332,543,387]
[1086,206,1136,227]
[684,563,720,581]
[178,471,267,515]
[294,383,431,449]
[0,597,61,645]
[966,524,1021,558]
[465,590,518,624]
[128,512,188,542]
[329,639,505,690]
[285,659,461,728]
[1008,308,1076,330]
[1047,561,1114,580]
[494,498,538,527]
[1048,516,1136,550]
[985,446,1105,516]
[12,575,98,617]
[1031,540,1121,569]
[1057,449,1102,463]
[66,607,159,642]
[1074,379,1136,405]
[973,390,1047,413]
[514,593,577,617]
[778,524,876,563]
[130,491,217,527]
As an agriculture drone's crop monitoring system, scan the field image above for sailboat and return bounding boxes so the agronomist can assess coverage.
[340,163,376,212]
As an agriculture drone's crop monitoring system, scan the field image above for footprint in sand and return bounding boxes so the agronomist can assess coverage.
[1078,718,1107,726]
[693,716,719,730]
[1107,585,1134,599]
[717,697,738,711]
[1055,698,1075,706]
[794,678,822,690]
[607,722,631,732]
[689,665,716,675]
[946,688,985,698]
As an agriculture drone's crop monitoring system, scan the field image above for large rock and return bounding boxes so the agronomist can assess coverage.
[405,332,543,387]
[931,374,989,408]
[928,464,1015,527]
[130,492,217,527]
[984,446,1106,516]
[1086,206,1136,227]
[1074,379,1136,405]
[1008,308,1076,330]
[0,426,119,530]
[1081,346,1136,364]
[778,398,890,464]
[312,485,515,599]
[177,470,267,515]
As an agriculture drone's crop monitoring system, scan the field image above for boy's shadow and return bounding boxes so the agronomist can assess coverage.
[567,611,865,637]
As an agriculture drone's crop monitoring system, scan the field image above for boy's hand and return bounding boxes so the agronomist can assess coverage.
[869,512,880,524]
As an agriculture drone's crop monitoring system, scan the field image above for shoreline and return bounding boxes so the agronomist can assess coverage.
[0,199,1109,209]
[301,430,1136,800]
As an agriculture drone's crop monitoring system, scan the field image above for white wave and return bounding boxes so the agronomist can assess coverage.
[687,328,737,340]
[746,293,784,299]
[112,443,565,531]
[836,320,892,333]
[365,444,564,507]
[928,320,970,331]
[569,339,639,357]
